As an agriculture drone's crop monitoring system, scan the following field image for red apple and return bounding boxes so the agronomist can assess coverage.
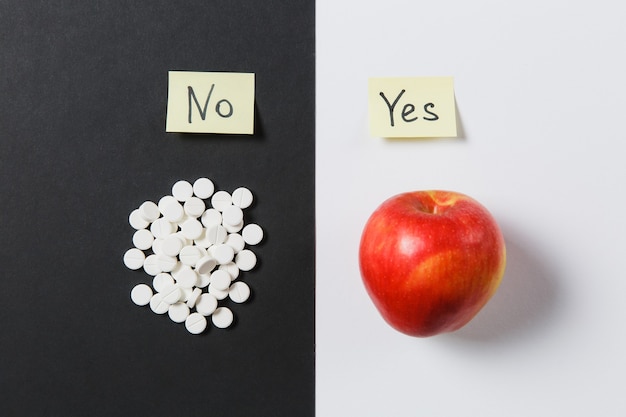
[359,190,506,337]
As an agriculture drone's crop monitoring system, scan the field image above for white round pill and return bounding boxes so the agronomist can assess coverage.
[139,201,160,222]
[184,197,206,218]
[212,307,234,329]
[170,262,184,281]
[211,190,232,211]
[162,234,184,257]
[207,282,228,300]
[129,209,150,230]
[179,245,203,267]
[153,273,175,293]
[225,233,245,253]
[185,312,208,334]
[242,223,264,245]
[193,177,215,199]
[197,248,208,260]
[149,293,169,314]
[181,218,203,240]
[150,218,176,239]
[219,262,240,280]
[175,214,191,228]
[172,180,194,202]
[132,229,154,250]
[210,269,232,291]
[201,208,222,228]
[229,281,250,303]
[222,205,244,226]
[174,231,191,247]
[194,229,211,249]
[131,283,153,306]
[176,265,199,288]
[151,238,164,255]
[168,302,190,323]
[186,287,202,308]
[195,255,217,275]
[161,200,185,223]
[231,187,253,209]
[195,244,208,258]
[157,254,178,272]
[223,220,243,233]
[206,224,227,245]
[197,273,211,288]
[235,249,257,271]
[161,283,183,305]
[180,286,193,302]
[143,254,162,276]
[158,195,177,214]
[212,244,235,265]
[123,248,146,270]
[195,293,218,316]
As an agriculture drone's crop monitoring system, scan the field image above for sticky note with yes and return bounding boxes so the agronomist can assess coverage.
[368,76,457,138]
[166,71,255,134]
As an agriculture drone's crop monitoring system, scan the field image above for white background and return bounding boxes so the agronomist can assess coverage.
[316,1,626,415]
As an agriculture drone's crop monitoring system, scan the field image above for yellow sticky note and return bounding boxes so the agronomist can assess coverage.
[368,76,456,138]
[166,71,255,134]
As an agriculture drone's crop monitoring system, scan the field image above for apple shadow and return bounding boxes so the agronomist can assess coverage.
[440,225,560,344]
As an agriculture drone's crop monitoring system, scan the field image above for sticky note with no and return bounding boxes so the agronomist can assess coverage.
[368,76,456,138]
[166,71,255,134]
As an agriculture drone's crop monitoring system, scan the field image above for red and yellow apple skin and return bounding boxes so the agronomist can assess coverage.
[359,190,506,337]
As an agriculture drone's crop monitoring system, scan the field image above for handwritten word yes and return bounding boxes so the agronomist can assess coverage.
[379,89,439,127]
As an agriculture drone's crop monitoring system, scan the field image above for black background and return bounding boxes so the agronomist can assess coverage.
[0,1,315,416]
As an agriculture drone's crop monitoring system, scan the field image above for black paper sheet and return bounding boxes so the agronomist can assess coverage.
[0,1,315,416]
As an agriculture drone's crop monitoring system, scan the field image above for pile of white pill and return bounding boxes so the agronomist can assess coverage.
[123,178,263,334]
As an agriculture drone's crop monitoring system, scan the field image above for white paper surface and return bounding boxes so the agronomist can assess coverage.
[316,1,626,415]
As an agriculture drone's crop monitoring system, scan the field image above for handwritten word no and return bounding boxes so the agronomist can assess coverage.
[188,84,234,123]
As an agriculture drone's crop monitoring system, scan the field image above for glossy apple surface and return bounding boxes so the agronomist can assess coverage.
[359,190,506,337]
